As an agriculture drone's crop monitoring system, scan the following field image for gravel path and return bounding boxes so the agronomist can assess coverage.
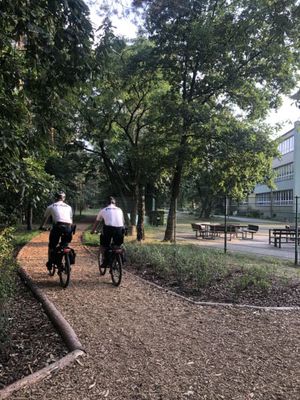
[11,225,300,399]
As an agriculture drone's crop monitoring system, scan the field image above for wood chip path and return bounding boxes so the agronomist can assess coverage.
[11,224,300,399]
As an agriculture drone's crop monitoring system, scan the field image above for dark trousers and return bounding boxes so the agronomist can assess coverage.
[100,225,124,247]
[48,224,72,261]
[100,225,124,266]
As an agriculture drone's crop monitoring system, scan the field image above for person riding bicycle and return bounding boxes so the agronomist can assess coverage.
[39,191,73,271]
[91,196,125,267]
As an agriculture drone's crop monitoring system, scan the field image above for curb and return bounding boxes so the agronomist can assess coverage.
[0,236,85,399]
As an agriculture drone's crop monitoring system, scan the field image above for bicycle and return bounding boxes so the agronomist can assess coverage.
[98,243,125,287]
[41,225,76,289]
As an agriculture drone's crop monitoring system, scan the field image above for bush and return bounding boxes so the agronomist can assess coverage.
[0,228,16,301]
[232,266,272,293]
[0,227,17,349]
[125,243,228,289]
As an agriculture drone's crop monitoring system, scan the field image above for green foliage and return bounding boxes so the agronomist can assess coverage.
[0,0,93,224]
[232,266,273,293]
[11,227,40,248]
[132,0,300,240]
[184,116,279,215]
[0,228,16,301]
[83,230,100,247]
[126,242,227,288]
[125,241,291,294]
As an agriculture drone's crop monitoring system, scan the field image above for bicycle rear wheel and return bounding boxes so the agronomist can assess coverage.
[98,248,107,275]
[59,253,71,288]
[110,254,122,286]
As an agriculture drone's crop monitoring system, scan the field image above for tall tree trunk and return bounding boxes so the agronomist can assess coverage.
[164,136,187,241]
[26,202,33,231]
[137,184,145,241]
[129,186,138,237]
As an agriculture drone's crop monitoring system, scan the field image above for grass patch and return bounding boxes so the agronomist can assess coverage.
[82,216,300,304]
[232,266,273,292]
[125,242,228,289]
[124,241,298,295]
[82,229,99,247]
[12,226,40,248]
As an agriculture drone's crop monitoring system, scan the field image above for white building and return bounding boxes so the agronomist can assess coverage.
[239,121,300,221]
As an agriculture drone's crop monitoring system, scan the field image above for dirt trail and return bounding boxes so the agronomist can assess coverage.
[12,224,300,399]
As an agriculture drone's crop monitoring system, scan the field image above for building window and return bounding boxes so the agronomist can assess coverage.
[273,190,293,205]
[274,162,294,182]
[256,192,271,205]
[278,136,294,155]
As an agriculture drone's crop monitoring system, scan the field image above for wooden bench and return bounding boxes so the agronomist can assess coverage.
[191,223,206,239]
[239,224,259,239]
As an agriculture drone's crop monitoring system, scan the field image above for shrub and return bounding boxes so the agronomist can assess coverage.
[0,228,16,302]
[232,266,272,293]
[125,243,228,289]
[0,227,17,349]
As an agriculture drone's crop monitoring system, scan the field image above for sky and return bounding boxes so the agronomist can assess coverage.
[265,96,300,136]
[88,1,300,137]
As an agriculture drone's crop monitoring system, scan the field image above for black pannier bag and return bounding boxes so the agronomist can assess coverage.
[69,248,76,265]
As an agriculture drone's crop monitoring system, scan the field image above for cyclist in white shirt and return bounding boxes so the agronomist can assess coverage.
[39,191,73,270]
[91,196,125,266]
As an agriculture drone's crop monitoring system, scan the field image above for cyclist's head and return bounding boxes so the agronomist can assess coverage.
[107,196,116,205]
[55,191,66,201]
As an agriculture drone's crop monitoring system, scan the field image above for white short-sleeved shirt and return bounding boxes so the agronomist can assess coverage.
[44,201,73,224]
[96,204,124,227]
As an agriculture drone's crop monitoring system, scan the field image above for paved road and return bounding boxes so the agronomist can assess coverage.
[177,229,297,261]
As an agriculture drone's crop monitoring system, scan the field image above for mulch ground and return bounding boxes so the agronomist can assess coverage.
[2,225,300,399]
[0,278,68,389]
[126,265,300,307]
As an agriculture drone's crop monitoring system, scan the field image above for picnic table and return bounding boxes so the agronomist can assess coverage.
[191,223,248,240]
[269,228,300,248]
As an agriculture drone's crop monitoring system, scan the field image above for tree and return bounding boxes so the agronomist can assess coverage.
[183,115,278,216]
[133,0,300,240]
[0,0,93,223]
[77,23,170,238]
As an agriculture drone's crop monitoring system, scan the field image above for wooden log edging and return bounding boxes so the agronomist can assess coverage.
[0,349,84,400]
[17,267,84,352]
[0,265,85,399]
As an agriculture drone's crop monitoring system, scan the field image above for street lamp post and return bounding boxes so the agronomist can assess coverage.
[224,196,227,254]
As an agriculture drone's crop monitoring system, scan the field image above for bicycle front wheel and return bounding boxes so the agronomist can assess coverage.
[111,254,122,286]
[59,253,71,288]
[98,248,107,275]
